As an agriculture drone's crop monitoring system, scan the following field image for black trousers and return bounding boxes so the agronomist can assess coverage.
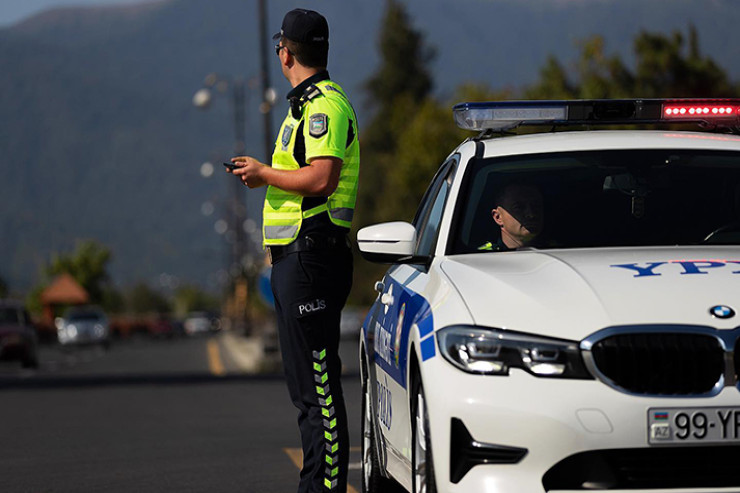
[271,245,353,493]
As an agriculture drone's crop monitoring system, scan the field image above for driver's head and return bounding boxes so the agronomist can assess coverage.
[492,183,544,248]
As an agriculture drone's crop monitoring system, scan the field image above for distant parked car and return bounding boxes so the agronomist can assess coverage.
[150,314,179,339]
[0,300,39,368]
[183,311,221,336]
[56,306,111,348]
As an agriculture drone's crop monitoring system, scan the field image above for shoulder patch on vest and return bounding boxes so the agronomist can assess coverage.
[281,124,294,150]
[309,113,328,138]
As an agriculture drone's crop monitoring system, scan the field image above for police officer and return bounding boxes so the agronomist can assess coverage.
[229,8,359,493]
[479,183,544,251]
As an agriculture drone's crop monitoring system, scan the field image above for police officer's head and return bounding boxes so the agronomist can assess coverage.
[491,183,544,247]
[273,8,329,69]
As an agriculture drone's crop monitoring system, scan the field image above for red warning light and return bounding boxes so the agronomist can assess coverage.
[664,103,738,119]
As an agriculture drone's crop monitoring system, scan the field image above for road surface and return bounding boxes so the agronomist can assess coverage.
[0,332,367,493]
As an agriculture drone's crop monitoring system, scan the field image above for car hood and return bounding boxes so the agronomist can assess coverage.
[440,246,740,341]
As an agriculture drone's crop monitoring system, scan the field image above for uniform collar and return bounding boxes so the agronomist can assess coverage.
[496,236,512,251]
[287,70,330,100]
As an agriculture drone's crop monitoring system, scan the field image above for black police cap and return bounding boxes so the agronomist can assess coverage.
[272,8,329,44]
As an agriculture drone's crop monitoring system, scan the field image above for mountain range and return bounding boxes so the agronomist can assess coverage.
[1,0,739,294]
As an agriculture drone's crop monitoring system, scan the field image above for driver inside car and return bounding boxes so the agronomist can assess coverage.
[479,183,545,251]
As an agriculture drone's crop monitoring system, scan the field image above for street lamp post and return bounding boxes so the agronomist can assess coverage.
[193,75,252,333]
[257,0,274,163]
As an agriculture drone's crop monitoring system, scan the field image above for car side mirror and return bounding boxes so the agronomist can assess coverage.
[357,221,429,264]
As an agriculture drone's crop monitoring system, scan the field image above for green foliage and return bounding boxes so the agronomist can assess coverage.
[101,286,126,314]
[25,238,219,317]
[363,0,435,147]
[45,239,112,304]
[172,284,220,317]
[526,26,734,99]
[356,0,435,231]
[25,285,44,316]
[351,0,440,305]
[632,26,733,97]
[125,282,171,315]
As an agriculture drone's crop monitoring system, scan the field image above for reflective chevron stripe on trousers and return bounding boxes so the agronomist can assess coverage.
[271,246,352,493]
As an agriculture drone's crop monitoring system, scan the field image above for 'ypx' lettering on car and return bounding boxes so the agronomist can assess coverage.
[611,259,740,277]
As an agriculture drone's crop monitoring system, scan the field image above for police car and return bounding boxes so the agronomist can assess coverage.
[357,99,740,493]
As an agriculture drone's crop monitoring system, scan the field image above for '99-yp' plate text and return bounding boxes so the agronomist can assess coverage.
[649,407,740,445]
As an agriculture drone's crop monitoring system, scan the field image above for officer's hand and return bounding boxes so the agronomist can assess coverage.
[231,156,268,188]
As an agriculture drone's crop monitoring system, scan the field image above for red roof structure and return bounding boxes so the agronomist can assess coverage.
[40,274,89,325]
[41,274,89,305]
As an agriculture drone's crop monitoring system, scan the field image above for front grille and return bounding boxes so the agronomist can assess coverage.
[543,446,740,490]
[590,332,723,395]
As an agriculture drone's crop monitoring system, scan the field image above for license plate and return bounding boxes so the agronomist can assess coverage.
[648,407,740,445]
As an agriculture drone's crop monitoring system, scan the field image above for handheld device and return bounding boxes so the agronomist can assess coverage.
[223,162,239,171]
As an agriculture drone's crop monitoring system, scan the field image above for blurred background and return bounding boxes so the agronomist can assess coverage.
[1,0,739,356]
[2,2,740,491]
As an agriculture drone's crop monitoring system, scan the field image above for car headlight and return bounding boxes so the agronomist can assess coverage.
[94,324,105,336]
[66,324,78,338]
[437,325,592,379]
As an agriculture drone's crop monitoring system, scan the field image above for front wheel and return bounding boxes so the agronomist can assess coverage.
[362,359,403,493]
[412,377,437,493]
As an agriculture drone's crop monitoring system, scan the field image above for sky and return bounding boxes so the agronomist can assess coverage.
[0,0,145,26]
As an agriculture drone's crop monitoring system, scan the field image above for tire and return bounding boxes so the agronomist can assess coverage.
[21,349,39,369]
[362,357,404,493]
[411,375,437,493]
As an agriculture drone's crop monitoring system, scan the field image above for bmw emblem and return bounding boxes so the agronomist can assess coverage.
[710,305,735,319]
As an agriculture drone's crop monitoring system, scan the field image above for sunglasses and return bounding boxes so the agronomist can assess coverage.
[274,44,291,57]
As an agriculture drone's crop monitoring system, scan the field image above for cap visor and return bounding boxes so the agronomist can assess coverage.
[272,31,282,40]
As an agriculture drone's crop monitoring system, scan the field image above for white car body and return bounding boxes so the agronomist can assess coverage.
[57,306,110,346]
[358,118,740,493]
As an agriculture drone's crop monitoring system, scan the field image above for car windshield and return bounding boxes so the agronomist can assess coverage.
[0,307,19,324]
[66,311,103,321]
[450,149,740,254]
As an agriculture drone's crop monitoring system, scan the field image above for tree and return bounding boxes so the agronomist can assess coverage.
[125,282,171,315]
[632,26,733,97]
[45,240,112,305]
[351,0,439,305]
[526,26,735,100]
[172,284,219,317]
[381,85,509,223]
[362,0,435,151]
[356,0,436,232]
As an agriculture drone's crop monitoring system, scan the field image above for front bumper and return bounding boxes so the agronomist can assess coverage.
[425,362,740,493]
[0,333,30,359]
[58,326,109,345]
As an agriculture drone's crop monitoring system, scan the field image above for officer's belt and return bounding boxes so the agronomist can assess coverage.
[268,234,350,264]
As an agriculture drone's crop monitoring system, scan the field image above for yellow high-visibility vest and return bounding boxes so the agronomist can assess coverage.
[264,79,360,246]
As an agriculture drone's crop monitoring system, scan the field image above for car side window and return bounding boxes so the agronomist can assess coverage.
[415,157,458,257]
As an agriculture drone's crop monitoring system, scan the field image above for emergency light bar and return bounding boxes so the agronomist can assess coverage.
[453,99,740,132]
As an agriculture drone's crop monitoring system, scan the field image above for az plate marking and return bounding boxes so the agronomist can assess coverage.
[649,407,740,444]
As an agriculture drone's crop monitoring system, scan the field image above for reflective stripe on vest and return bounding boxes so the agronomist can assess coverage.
[263,79,359,246]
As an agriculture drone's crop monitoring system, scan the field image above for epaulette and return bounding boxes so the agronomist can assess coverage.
[303,84,323,102]
[290,84,324,119]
